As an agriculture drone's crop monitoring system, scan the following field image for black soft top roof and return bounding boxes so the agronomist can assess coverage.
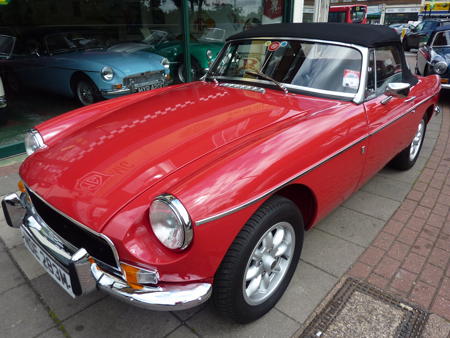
[228,23,400,48]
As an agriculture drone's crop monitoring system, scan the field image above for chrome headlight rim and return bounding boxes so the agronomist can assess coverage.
[149,194,193,251]
[24,129,46,156]
[161,57,170,71]
[433,61,448,75]
[101,66,114,81]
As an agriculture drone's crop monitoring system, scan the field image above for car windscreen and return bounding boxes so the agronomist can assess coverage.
[351,7,366,23]
[0,34,15,56]
[45,32,109,54]
[210,39,362,96]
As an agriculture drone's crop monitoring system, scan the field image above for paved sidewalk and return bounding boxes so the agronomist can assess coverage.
[0,98,449,337]
[344,96,450,325]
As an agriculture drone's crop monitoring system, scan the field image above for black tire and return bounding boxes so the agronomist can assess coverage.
[389,118,426,171]
[74,77,100,106]
[402,38,410,52]
[213,195,304,323]
[176,58,201,83]
[5,71,20,95]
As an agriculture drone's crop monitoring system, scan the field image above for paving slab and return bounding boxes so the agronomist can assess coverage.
[360,174,413,202]
[276,261,337,323]
[0,174,20,196]
[186,304,300,338]
[61,296,180,338]
[0,217,23,249]
[343,190,400,221]
[378,166,423,184]
[166,325,199,338]
[9,243,46,280]
[0,284,56,337]
[301,229,365,277]
[171,302,207,322]
[36,327,66,338]
[421,314,450,338]
[316,207,385,247]
[0,250,26,293]
[31,273,107,321]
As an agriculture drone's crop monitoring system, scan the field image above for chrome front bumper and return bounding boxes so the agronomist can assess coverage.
[101,87,132,96]
[441,83,450,89]
[1,193,212,311]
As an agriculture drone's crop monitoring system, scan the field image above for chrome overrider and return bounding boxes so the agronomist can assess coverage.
[1,192,212,311]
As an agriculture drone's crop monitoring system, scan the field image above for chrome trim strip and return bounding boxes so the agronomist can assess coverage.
[441,83,450,89]
[23,183,121,271]
[196,94,434,226]
[196,133,368,225]
[219,82,266,93]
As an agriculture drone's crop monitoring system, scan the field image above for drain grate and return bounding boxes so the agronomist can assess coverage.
[299,277,429,338]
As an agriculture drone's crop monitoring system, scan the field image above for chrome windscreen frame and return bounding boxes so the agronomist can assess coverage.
[206,37,369,104]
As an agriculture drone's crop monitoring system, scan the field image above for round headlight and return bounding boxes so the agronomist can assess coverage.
[161,58,170,70]
[206,49,213,60]
[149,194,192,250]
[101,66,114,81]
[434,61,448,75]
[24,129,46,156]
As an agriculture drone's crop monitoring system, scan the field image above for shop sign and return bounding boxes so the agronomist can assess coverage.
[386,6,420,13]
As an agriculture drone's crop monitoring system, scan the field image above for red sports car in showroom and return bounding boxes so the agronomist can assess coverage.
[2,23,441,323]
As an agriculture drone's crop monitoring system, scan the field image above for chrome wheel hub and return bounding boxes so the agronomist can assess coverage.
[243,221,295,306]
[77,82,94,105]
[409,120,425,161]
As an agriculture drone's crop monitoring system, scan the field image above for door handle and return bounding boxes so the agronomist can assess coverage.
[404,96,416,103]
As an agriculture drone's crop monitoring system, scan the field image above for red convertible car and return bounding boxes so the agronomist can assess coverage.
[2,23,441,323]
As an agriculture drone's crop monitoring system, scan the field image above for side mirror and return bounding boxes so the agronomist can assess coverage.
[419,41,427,48]
[385,82,411,98]
[30,48,40,57]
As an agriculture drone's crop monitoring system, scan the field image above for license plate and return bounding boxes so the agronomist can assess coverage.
[21,228,75,297]
[135,82,163,93]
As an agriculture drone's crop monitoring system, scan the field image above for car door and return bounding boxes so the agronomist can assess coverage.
[360,46,417,184]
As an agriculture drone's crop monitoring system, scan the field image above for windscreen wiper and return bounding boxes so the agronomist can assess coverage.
[244,69,288,94]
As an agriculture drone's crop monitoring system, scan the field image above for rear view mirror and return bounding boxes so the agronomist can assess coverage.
[385,82,411,98]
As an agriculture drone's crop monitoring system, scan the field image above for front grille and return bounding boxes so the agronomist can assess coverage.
[124,70,164,87]
[27,190,119,271]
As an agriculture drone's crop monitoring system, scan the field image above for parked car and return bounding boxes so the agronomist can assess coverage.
[389,22,416,37]
[0,75,6,109]
[0,31,170,106]
[109,28,224,83]
[2,23,441,323]
[402,19,450,51]
[416,26,450,89]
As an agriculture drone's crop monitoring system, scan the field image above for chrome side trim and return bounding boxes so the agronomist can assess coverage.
[196,133,368,225]
[196,94,435,226]
[23,183,121,271]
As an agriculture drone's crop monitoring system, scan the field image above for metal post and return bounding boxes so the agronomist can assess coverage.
[283,0,294,22]
[181,0,192,82]
[293,0,305,23]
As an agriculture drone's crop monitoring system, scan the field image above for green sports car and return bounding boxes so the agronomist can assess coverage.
[109,28,225,83]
